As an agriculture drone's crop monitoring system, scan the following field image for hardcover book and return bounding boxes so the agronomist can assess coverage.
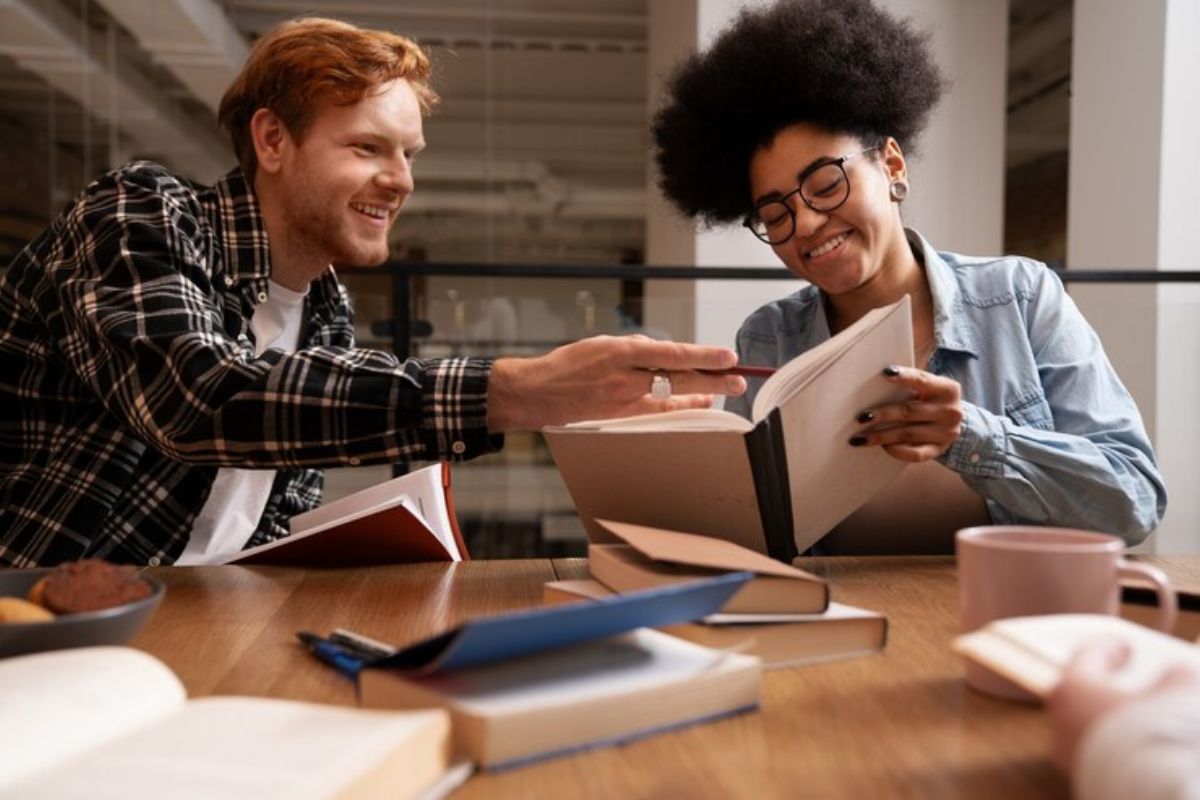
[588,519,829,614]
[544,296,913,561]
[357,573,762,769]
[223,463,466,566]
[544,578,887,670]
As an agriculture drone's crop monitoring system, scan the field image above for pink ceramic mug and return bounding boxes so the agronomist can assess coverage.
[956,525,1177,700]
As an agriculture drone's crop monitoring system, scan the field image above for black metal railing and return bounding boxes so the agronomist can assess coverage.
[340,261,1200,362]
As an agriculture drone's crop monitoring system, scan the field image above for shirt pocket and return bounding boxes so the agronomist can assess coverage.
[1005,389,1055,431]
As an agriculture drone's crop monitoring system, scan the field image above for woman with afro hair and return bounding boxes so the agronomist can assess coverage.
[653,0,1164,551]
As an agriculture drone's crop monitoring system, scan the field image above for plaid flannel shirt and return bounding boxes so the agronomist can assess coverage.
[0,162,500,567]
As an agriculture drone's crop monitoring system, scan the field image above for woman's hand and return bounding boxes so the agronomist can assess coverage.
[850,365,963,462]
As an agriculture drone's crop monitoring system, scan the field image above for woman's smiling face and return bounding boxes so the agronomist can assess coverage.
[748,123,908,297]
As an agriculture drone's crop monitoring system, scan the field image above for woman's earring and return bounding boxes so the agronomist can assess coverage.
[889,180,909,202]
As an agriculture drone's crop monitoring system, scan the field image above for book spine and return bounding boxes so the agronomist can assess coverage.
[745,414,798,562]
[441,462,471,562]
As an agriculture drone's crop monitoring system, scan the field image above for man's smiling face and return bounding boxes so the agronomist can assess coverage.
[277,78,425,269]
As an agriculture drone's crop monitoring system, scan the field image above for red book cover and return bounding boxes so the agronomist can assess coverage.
[227,463,466,567]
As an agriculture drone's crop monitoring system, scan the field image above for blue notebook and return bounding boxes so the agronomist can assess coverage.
[370,571,751,676]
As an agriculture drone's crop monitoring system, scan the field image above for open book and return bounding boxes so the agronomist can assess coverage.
[223,463,467,566]
[0,646,461,799]
[953,614,1200,699]
[544,296,913,560]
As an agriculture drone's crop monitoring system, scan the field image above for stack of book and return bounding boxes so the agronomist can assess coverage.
[545,519,888,669]
[220,463,466,566]
[357,573,764,770]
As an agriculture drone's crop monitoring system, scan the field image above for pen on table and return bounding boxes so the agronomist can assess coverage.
[296,631,365,679]
[330,627,398,660]
[697,365,777,378]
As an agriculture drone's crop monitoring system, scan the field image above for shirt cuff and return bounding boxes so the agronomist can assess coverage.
[941,401,1006,478]
[417,357,504,460]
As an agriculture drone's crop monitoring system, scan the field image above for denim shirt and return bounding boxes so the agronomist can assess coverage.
[725,229,1166,545]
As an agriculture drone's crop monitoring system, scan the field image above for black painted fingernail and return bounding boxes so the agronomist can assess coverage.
[882,365,901,377]
[856,410,875,424]
[848,436,867,447]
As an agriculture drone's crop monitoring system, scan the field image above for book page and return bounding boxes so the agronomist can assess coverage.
[291,464,442,540]
[223,463,460,565]
[4,697,449,800]
[0,647,185,790]
[559,407,753,433]
[704,602,883,625]
[397,464,460,561]
[769,297,913,551]
[749,306,887,423]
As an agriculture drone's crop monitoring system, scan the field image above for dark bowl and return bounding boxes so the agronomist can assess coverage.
[0,568,165,658]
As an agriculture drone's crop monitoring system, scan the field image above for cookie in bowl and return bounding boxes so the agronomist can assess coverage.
[31,559,153,614]
[0,560,165,657]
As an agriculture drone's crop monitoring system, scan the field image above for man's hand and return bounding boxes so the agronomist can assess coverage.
[486,335,747,432]
[849,365,964,462]
[1048,638,1200,774]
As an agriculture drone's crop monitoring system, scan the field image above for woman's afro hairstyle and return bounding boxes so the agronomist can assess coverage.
[652,0,946,225]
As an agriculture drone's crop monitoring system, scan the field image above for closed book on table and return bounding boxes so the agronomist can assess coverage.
[588,519,828,614]
[357,573,762,769]
[545,578,886,670]
[544,297,913,562]
[359,628,760,770]
[223,463,467,566]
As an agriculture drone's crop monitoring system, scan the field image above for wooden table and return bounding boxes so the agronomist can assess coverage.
[133,556,1200,799]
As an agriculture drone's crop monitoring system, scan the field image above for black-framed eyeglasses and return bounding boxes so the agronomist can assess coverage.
[743,145,881,245]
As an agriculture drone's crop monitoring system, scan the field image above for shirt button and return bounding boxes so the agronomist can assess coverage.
[224,276,234,287]
[451,441,466,455]
[348,456,361,466]
[969,453,981,464]
[148,556,161,567]
[256,291,268,303]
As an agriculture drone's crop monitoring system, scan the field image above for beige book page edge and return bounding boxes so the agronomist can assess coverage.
[0,647,186,789]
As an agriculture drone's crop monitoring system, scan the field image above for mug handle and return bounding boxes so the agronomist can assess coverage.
[1117,559,1178,633]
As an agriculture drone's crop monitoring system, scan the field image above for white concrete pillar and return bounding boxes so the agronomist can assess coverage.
[644,0,788,355]
[886,0,1007,255]
[1067,0,1200,553]
[644,0,1007,365]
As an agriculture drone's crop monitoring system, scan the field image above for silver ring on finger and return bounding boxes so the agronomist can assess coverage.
[650,372,672,400]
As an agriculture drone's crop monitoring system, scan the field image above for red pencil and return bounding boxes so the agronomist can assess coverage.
[698,365,777,378]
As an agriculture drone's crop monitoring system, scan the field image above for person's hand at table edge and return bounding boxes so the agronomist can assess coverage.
[1049,637,1200,775]
[486,335,747,432]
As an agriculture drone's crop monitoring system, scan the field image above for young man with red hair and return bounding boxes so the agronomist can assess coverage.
[0,18,744,567]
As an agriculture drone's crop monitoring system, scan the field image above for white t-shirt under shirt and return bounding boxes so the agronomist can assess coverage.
[176,280,309,565]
